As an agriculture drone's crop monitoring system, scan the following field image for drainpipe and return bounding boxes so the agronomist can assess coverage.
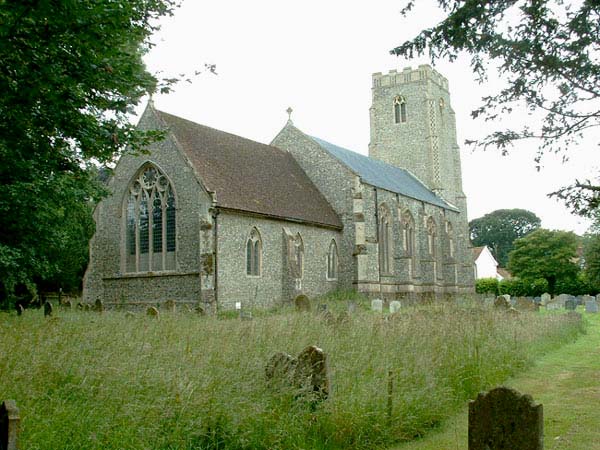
[374,188,382,295]
[212,207,219,312]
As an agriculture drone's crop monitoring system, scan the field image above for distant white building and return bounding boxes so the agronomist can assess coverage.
[472,246,508,280]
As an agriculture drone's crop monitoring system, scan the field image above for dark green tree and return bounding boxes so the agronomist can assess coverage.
[583,231,600,292]
[469,209,541,266]
[392,1,600,216]
[0,0,182,306]
[508,229,579,295]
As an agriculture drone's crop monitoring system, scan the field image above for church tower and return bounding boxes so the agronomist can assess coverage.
[368,65,466,210]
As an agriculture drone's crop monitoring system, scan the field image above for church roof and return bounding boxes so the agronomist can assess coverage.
[310,136,457,211]
[155,110,342,229]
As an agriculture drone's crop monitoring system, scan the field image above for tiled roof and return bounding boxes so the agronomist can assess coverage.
[155,110,342,229]
[310,136,457,211]
[472,246,486,259]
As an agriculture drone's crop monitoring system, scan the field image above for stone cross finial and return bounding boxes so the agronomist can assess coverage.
[286,107,293,123]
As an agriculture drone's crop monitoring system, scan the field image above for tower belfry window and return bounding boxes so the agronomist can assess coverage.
[394,95,407,124]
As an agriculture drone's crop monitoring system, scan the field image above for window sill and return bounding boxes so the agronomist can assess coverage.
[104,271,199,280]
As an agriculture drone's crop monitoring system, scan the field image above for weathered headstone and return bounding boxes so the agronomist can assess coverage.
[294,295,311,312]
[585,300,599,314]
[0,399,20,450]
[540,293,551,305]
[581,294,594,304]
[389,300,401,314]
[15,304,24,316]
[554,294,569,307]
[545,301,561,311]
[146,306,159,317]
[565,298,577,311]
[240,310,253,321]
[468,386,543,450]
[294,345,329,402]
[43,301,53,317]
[164,299,176,312]
[371,298,383,312]
[596,294,600,303]
[515,297,537,312]
[347,302,357,314]
[195,305,205,315]
[94,299,104,313]
[494,296,510,310]
[265,352,297,383]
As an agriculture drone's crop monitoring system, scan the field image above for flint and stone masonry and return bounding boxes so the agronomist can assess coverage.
[83,65,474,309]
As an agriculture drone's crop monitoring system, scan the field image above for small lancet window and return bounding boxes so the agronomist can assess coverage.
[446,221,455,258]
[246,228,262,276]
[378,204,394,274]
[327,239,338,280]
[125,164,176,273]
[394,95,407,124]
[427,217,437,257]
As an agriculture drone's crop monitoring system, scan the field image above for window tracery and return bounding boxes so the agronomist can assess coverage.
[246,228,262,276]
[394,95,407,123]
[379,204,393,274]
[125,164,176,273]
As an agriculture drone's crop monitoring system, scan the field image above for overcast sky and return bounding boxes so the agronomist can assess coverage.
[142,0,598,235]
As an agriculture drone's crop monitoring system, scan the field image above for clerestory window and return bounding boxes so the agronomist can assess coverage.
[125,164,176,273]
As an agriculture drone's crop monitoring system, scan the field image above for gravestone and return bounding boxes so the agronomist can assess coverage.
[597,294,600,303]
[76,302,83,310]
[494,296,510,310]
[62,300,72,309]
[15,304,24,316]
[347,302,357,314]
[483,298,495,308]
[515,297,537,312]
[164,299,176,312]
[546,301,561,311]
[581,294,594,303]
[540,293,551,305]
[43,301,53,317]
[195,305,205,315]
[0,399,20,450]
[389,301,401,314]
[468,386,543,450]
[265,352,297,384]
[294,345,329,402]
[240,310,253,321]
[84,303,91,311]
[554,294,569,307]
[146,306,159,317]
[94,299,104,313]
[294,295,311,312]
[565,298,577,311]
[371,299,383,312]
[585,300,599,313]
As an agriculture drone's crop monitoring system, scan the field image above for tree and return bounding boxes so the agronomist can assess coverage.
[0,1,181,305]
[392,1,600,216]
[583,232,600,291]
[469,209,541,266]
[507,229,579,295]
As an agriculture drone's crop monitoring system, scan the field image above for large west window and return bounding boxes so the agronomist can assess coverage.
[125,164,176,272]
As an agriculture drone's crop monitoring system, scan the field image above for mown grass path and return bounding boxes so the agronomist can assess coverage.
[392,311,600,450]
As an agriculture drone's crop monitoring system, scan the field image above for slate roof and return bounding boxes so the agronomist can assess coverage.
[155,110,342,229]
[472,246,486,260]
[310,136,457,211]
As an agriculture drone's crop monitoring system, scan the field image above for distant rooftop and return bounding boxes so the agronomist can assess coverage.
[310,136,456,211]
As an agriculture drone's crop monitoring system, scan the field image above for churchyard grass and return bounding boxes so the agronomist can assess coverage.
[393,309,600,450]
[0,302,584,449]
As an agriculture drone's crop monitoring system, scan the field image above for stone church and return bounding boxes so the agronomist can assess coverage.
[83,65,475,310]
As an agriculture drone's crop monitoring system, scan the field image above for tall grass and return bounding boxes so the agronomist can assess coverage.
[0,303,584,449]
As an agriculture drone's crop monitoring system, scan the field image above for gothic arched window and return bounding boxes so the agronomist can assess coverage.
[427,217,437,257]
[327,239,338,280]
[446,221,455,258]
[246,228,262,276]
[402,210,416,277]
[125,164,176,273]
[379,204,393,274]
[292,233,304,279]
[394,95,407,124]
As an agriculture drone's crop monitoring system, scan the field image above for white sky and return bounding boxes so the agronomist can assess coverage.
[142,0,598,235]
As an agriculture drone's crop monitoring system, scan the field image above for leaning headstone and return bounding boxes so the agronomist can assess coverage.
[164,299,176,312]
[389,301,401,314]
[494,296,510,310]
[585,300,599,314]
[146,306,159,318]
[265,352,297,384]
[294,295,311,312]
[294,345,329,403]
[94,299,104,313]
[540,293,551,305]
[468,386,543,450]
[565,298,577,311]
[43,301,53,317]
[371,299,383,312]
[15,304,24,316]
[0,399,20,450]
